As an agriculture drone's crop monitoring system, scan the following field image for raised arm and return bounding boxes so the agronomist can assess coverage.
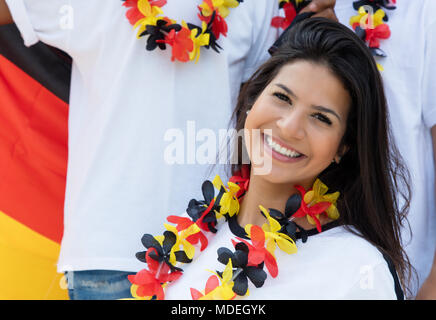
[0,0,12,25]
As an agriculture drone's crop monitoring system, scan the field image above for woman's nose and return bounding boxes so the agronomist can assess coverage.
[276,107,306,141]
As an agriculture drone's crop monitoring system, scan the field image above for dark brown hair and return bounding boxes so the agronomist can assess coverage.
[230,18,415,297]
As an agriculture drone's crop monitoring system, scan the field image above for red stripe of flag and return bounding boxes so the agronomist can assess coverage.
[0,54,68,244]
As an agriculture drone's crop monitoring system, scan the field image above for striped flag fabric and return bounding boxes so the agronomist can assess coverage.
[0,24,71,299]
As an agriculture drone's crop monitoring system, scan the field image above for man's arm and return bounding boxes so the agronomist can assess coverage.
[0,0,12,25]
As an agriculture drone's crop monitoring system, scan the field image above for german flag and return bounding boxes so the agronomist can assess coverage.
[0,24,70,299]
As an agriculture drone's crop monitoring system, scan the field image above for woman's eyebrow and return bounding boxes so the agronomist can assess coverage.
[275,83,297,98]
[312,105,341,121]
[275,83,342,121]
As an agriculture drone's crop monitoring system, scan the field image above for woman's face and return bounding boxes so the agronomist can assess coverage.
[244,60,351,188]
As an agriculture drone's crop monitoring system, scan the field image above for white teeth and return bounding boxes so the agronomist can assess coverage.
[265,135,302,158]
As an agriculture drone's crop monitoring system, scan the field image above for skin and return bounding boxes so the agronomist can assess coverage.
[238,60,350,228]
[416,125,436,300]
[0,0,12,25]
[301,0,338,22]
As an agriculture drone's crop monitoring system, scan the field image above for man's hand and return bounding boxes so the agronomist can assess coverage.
[0,0,13,25]
[301,0,338,22]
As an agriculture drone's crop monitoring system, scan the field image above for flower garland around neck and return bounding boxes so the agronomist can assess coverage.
[270,0,397,71]
[127,165,340,300]
[121,0,244,63]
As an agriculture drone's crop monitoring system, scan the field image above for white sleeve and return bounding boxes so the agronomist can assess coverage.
[422,19,436,129]
[341,262,400,300]
[241,0,279,82]
[5,0,71,50]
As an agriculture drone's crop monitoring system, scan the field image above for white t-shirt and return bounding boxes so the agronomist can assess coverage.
[164,218,400,300]
[335,0,436,297]
[5,0,279,273]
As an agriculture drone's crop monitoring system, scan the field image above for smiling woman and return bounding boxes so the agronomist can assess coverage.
[128,17,415,301]
[230,17,414,296]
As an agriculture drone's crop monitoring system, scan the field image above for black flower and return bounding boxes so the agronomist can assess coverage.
[139,19,182,51]
[136,231,186,272]
[217,242,267,296]
[264,193,301,240]
[186,180,225,233]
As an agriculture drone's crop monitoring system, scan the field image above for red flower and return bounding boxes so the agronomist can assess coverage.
[233,225,278,278]
[190,275,220,300]
[292,185,332,233]
[167,215,209,251]
[271,2,297,30]
[123,0,144,26]
[123,0,167,26]
[128,268,165,300]
[150,0,167,6]
[193,198,218,233]
[365,23,391,48]
[211,13,228,39]
[157,27,194,62]
[128,247,182,300]
[199,11,228,39]
[229,164,250,199]
[197,0,228,39]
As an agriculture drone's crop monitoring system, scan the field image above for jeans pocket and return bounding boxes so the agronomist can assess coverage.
[65,270,135,300]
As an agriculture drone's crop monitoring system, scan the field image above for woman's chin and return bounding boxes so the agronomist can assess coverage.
[252,164,300,186]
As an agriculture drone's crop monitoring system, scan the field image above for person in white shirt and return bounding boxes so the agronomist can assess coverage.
[129,18,412,300]
[333,0,436,299]
[0,0,337,299]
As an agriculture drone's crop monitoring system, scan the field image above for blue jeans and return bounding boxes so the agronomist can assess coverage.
[65,270,136,300]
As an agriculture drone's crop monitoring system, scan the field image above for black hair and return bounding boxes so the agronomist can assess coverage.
[230,17,415,297]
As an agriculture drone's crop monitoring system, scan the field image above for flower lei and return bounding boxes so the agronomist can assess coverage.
[271,0,397,71]
[349,0,397,71]
[127,166,340,300]
[122,0,244,63]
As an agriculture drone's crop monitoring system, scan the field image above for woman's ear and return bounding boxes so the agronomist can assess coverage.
[335,144,349,164]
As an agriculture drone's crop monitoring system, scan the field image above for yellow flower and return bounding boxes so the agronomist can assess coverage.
[163,223,199,261]
[350,6,386,30]
[133,0,164,38]
[245,205,297,257]
[137,0,163,17]
[302,179,340,228]
[127,284,153,300]
[304,179,340,221]
[212,175,240,217]
[181,21,210,63]
[201,260,235,300]
[200,0,239,18]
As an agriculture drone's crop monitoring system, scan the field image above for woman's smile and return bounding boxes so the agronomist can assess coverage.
[262,133,307,163]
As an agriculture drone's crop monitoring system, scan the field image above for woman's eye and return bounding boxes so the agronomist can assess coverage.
[313,112,332,125]
[273,92,291,103]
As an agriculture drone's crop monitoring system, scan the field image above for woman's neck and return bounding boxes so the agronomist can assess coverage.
[236,172,332,230]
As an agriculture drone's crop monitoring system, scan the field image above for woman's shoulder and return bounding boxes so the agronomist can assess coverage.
[313,224,386,261]
[300,225,394,281]
[307,225,401,299]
